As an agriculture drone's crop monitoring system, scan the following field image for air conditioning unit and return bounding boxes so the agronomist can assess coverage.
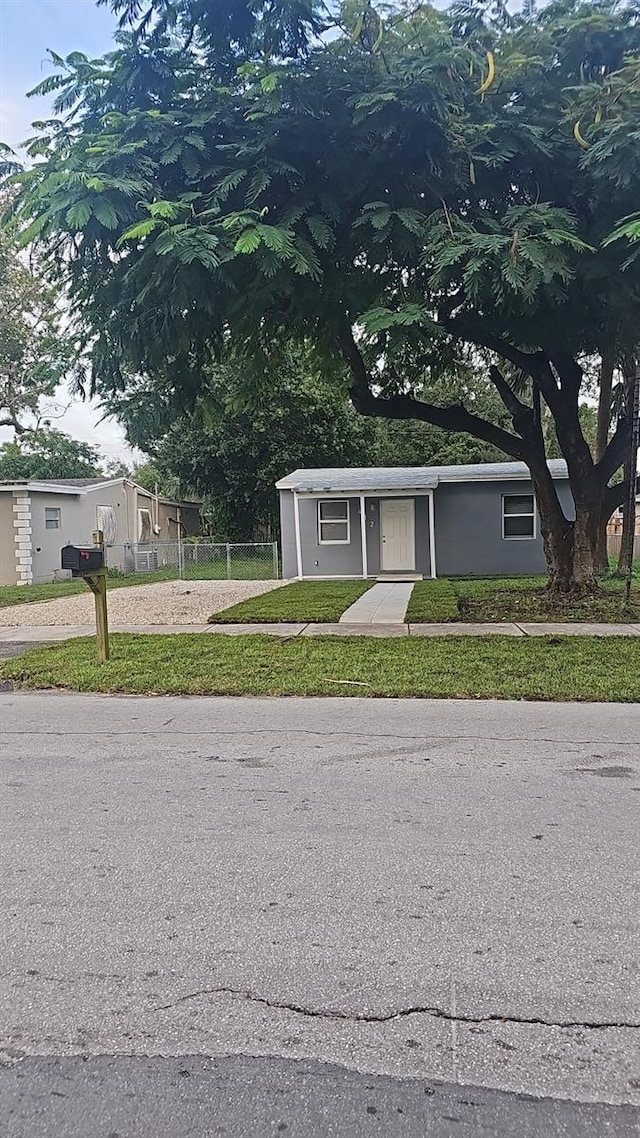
[135,550,159,572]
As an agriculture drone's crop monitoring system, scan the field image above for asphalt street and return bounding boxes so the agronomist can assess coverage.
[1,692,639,1136]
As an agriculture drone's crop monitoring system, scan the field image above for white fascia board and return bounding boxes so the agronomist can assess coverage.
[293,488,436,498]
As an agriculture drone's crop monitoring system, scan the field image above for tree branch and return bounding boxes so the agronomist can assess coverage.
[605,476,638,519]
[338,325,528,462]
[0,413,28,434]
[442,314,540,377]
[441,313,562,415]
[547,350,583,399]
[488,365,538,442]
[597,418,630,485]
[595,345,616,462]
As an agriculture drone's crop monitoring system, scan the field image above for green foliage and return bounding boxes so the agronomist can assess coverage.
[112,351,379,539]
[6,0,640,586]
[0,428,102,480]
[0,212,85,433]
[208,580,373,623]
[6,631,640,701]
[6,2,638,399]
[408,576,640,623]
[129,460,180,499]
[114,351,507,538]
[374,369,513,465]
[404,579,459,623]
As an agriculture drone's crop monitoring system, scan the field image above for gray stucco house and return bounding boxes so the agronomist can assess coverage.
[276,460,572,579]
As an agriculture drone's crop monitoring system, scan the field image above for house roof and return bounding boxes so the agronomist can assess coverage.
[276,459,569,493]
[0,478,115,496]
[36,477,110,487]
[0,476,201,509]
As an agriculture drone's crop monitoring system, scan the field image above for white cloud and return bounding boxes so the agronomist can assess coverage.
[0,387,139,466]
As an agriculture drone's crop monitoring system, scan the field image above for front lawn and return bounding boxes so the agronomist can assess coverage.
[4,632,640,701]
[209,580,372,623]
[0,581,87,608]
[407,576,640,623]
[405,579,460,622]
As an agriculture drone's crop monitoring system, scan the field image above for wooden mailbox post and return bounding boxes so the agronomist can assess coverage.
[61,531,110,663]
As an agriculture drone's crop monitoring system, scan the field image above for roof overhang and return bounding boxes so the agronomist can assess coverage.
[291,487,436,497]
[276,461,569,494]
[0,481,93,496]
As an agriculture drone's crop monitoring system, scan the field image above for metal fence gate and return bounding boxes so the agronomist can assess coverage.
[104,541,279,581]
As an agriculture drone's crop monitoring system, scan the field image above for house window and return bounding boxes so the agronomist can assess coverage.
[45,507,61,530]
[502,493,535,539]
[137,508,152,544]
[318,499,350,544]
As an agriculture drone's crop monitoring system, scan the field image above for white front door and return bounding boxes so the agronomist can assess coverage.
[380,499,415,571]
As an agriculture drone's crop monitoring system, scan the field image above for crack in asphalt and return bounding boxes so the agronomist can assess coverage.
[1,727,639,748]
[153,987,640,1030]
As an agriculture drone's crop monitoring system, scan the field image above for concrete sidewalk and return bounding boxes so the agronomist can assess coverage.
[2,621,640,643]
[339,581,414,624]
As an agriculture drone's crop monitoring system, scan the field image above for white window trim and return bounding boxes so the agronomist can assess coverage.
[44,506,61,530]
[317,498,350,545]
[502,493,536,541]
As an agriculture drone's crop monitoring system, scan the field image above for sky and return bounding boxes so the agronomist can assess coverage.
[0,0,137,464]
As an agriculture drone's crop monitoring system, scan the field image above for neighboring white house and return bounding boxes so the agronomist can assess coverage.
[0,477,201,586]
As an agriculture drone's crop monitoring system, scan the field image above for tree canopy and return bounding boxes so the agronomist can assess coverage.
[0,216,85,435]
[0,428,102,480]
[109,350,512,538]
[108,352,377,538]
[6,0,640,588]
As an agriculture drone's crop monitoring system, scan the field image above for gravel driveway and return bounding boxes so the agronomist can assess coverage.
[0,579,284,627]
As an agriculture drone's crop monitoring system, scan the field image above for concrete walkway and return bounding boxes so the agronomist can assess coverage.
[2,622,640,643]
[339,581,414,624]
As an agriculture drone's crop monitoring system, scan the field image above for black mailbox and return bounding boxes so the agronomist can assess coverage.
[61,545,105,576]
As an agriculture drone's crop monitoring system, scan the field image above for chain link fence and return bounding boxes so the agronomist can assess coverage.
[103,541,279,581]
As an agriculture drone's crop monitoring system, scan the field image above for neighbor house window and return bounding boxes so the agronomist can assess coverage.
[45,507,61,530]
[318,499,350,544]
[502,494,535,539]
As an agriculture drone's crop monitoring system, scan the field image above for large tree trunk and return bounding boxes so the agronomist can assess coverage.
[530,463,574,592]
[572,504,600,589]
[531,461,607,594]
[537,499,604,594]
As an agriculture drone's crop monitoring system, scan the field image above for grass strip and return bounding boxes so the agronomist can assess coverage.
[407,576,640,624]
[4,632,640,702]
[208,580,373,623]
[405,579,459,622]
